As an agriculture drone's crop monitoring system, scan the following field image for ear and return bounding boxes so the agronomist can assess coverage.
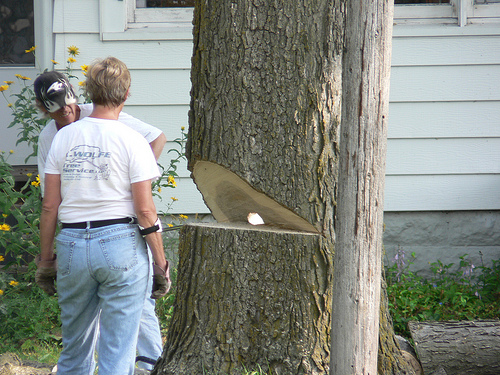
[35,99,49,114]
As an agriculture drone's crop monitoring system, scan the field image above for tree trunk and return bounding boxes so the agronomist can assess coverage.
[153,223,332,374]
[409,320,500,375]
[330,1,394,374]
[186,0,341,238]
[153,0,415,374]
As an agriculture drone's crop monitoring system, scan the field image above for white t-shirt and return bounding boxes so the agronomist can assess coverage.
[45,117,160,223]
[38,103,162,194]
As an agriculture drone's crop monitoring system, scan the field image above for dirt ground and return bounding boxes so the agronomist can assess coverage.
[0,353,54,375]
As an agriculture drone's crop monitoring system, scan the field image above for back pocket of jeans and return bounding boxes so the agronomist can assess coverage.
[99,232,138,270]
[55,238,76,276]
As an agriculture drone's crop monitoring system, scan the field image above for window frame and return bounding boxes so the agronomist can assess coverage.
[394,0,500,26]
[126,0,500,29]
[126,0,193,29]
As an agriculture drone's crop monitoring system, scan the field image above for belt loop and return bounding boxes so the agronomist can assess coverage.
[86,221,91,229]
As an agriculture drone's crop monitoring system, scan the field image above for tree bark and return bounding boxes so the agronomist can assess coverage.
[330,1,394,374]
[409,320,500,375]
[153,223,332,375]
[153,0,416,374]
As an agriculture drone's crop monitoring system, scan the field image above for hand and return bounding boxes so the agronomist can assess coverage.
[151,261,171,299]
[35,255,57,296]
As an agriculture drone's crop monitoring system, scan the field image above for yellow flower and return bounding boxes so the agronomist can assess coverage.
[158,188,162,193]
[68,57,77,63]
[81,64,88,72]
[31,175,41,187]
[181,126,185,131]
[0,290,3,296]
[2,214,7,218]
[179,214,188,220]
[167,175,177,187]
[25,46,36,53]
[9,150,13,154]
[14,74,31,80]
[0,224,11,231]
[0,85,8,92]
[51,59,59,65]
[67,45,80,56]
[7,103,12,108]
[27,173,32,177]
[167,224,174,228]
[3,81,13,85]
[78,81,85,87]
[171,197,178,201]
[0,255,4,261]
[9,280,19,287]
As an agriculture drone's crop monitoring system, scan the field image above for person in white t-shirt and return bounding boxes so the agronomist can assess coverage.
[33,70,165,371]
[35,59,170,375]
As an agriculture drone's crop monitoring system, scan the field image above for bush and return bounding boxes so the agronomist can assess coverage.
[385,249,500,338]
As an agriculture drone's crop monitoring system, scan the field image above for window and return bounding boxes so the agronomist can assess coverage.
[396,1,450,3]
[395,0,500,25]
[128,0,193,28]
[0,0,34,65]
[137,0,194,7]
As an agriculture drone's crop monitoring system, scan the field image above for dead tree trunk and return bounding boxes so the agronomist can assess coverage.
[409,320,500,375]
[330,1,394,374]
[153,0,415,374]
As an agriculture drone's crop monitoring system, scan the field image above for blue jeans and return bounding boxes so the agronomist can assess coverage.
[55,224,149,375]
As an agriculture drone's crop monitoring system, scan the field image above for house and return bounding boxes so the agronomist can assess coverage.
[1,0,498,274]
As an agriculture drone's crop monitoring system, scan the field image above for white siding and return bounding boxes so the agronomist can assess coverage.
[53,0,99,33]
[386,24,500,211]
[49,1,205,214]
[3,5,499,214]
[0,67,41,165]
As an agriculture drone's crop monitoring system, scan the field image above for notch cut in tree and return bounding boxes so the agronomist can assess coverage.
[192,161,319,233]
[153,0,416,374]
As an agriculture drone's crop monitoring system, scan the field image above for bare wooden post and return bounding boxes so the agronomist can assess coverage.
[330,1,394,374]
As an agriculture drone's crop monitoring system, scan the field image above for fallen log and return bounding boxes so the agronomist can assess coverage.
[409,320,500,375]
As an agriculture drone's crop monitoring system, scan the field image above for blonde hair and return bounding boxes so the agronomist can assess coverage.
[84,57,131,107]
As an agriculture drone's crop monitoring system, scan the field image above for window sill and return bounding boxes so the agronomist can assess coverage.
[102,25,193,41]
[393,22,500,37]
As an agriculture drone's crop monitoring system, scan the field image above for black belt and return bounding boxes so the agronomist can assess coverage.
[61,217,138,229]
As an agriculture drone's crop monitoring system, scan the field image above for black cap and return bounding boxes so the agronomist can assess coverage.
[34,71,77,113]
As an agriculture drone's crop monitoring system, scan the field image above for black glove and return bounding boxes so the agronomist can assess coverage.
[35,255,57,296]
[151,262,171,299]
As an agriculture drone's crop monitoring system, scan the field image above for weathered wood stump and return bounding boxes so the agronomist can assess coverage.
[153,223,332,375]
[409,320,500,375]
